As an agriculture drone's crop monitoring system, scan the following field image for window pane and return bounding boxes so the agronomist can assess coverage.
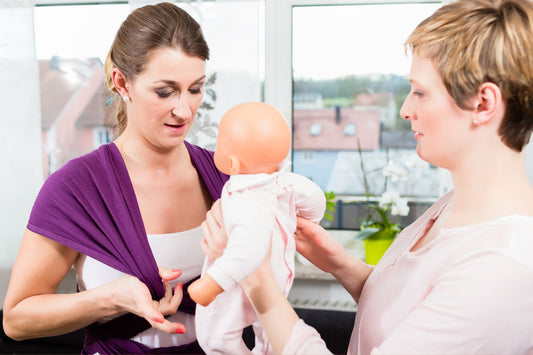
[34,1,264,178]
[34,4,129,177]
[292,3,445,229]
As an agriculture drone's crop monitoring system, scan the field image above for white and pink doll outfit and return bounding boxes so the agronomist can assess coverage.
[195,171,326,354]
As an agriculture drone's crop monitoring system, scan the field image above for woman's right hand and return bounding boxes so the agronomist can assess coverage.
[200,199,228,261]
[295,216,350,274]
[296,216,373,303]
[106,268,185,334]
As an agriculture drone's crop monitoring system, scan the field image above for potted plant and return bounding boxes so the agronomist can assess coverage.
[355,145,410,265]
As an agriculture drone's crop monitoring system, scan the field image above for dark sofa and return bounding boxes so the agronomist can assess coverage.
[1,308,355,354]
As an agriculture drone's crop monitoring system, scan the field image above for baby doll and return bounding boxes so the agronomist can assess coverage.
[188,102,326,354]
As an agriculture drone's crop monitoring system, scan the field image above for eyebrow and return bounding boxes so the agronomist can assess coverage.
[154,75,206,86]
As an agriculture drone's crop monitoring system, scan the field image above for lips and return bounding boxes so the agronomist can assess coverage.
[165,122,186,128]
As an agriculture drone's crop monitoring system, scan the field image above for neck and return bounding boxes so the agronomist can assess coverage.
[446,147,533,227]
[113,134,188,171]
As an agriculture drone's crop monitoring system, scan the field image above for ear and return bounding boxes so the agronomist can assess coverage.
[472,82,503,126]
[111,68,129,98]
[228,156,241,175]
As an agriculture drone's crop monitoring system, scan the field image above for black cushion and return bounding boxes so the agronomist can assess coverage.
[0,309,84,354]
[1,308,355,354]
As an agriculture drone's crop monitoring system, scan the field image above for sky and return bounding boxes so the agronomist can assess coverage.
[33,2,441,81]
[292,3,441,79]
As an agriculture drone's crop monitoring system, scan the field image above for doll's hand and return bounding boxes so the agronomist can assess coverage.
[295,216,350,274]
[200,199,228,260]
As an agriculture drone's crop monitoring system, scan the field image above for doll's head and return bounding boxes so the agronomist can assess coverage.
[214,102,290,175]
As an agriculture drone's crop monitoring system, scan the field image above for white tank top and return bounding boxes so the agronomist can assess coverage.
[75,226,204,348]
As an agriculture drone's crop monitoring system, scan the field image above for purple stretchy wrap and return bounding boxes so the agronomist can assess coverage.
[27,141,228,354]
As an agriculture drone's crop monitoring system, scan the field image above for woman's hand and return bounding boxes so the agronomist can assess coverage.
[200,199,228,260]
[296,216,373,302]
[295,216,350,274]
[157,267,185,316]
[107,269,186,334]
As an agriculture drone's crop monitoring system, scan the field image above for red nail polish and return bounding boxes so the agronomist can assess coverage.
[178,283,183,290]
[176,327,185,334]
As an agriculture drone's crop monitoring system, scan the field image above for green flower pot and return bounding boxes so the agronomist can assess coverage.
[364,237,394,265]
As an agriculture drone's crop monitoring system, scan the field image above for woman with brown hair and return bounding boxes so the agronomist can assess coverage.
[3,3,227,353]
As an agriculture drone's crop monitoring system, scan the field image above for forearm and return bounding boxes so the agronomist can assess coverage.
[330,254,373,303]
[4,286,118,340]
[244,272,300,354]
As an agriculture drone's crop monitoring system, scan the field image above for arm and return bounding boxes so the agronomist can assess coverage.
[191,189,273,305]
[200,201,332,354]
[288,173,326,222]
[295,217,373,303]
[242,256,331,354]
[3,229,184,340]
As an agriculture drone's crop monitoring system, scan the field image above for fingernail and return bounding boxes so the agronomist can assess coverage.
[176,326,186,334]
[154,316,164,324]
[178,283,183,290]
[172,269,182,273]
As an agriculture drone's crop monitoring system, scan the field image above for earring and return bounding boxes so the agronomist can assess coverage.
[123,95,130,102]
[473,119,479,125]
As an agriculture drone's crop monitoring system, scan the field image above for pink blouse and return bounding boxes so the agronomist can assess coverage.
[283,191,533,354]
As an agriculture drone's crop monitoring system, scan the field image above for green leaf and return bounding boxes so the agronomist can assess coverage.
[355,227,381,240]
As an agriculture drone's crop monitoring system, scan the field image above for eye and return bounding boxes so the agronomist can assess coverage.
[189,84,204,95]
[155,89,173,98]
[411,89,424,98]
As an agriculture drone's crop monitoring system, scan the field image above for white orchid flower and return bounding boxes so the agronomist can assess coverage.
[391,198,410,216]
[379,190,410,216]
[383,160,407,181]
[406,154,429,170]
[378,190,400,208]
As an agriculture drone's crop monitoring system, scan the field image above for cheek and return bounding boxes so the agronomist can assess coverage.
[192,94,204,111]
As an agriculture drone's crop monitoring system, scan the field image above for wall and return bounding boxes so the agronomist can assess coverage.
[0,2,44,304]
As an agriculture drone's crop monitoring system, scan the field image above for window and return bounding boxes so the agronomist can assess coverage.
[34,3,129,177]
[34,0,265,178]
[309,123,322,136]
[281,1,447,229]
[344,123,356,136]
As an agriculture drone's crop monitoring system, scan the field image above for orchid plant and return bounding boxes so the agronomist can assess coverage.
[356,145,410,241]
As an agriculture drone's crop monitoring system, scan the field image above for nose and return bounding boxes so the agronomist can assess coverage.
[171,97,193,120]
[399,95,414,121]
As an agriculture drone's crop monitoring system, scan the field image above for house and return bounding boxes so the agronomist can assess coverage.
[293,106,380,151]
[293,92,324,110]
[292,106,380,191]
[39,57,116,177]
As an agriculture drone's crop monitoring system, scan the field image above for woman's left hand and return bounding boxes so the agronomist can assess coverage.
[157,268,184,318]
[200,199,228,260]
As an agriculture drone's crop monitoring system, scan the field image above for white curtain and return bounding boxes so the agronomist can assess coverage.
[0,0,43,296]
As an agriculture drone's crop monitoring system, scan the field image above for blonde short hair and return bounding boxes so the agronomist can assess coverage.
[406,0,533,151]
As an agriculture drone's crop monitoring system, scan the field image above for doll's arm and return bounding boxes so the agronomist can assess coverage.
[286,173,326,222]
[188,273,223,307]
[189,189,274,306]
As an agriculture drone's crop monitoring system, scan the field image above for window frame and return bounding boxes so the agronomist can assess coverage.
[265,0,447,230]
[263,0,443,129]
